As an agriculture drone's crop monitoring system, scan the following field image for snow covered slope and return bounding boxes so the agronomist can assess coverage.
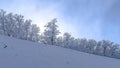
[0,35,120,68]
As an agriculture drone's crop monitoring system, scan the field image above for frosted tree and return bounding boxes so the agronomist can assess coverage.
[14,14,24,39]
[101,40,113,56]
[68,37,75,49]
[5,13,16,37]
[72,38,81,50]
[94,41,104,55]
[62,32,71,48]
[62,32,75,48]
[43,18,60,45]
[78,38,88,52]
[109,44,120,58]
[0,9,6,35]
[23,19,32,40]
[29,24,40,42]
[86,39,97,53]
[56,36,63,46]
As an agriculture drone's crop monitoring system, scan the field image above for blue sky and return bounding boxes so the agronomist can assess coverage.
[0,0,120,43]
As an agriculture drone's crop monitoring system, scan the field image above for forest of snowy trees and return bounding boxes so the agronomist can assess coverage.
[0,9,120,59]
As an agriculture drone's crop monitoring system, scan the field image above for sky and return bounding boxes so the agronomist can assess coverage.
[0,0,120,43]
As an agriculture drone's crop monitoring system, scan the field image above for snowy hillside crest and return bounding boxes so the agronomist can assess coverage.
[0,9,120,59]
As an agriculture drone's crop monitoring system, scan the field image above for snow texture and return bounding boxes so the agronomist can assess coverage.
[0,35,120,68]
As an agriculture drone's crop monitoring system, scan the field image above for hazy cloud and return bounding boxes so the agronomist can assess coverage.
[0,0,120,43]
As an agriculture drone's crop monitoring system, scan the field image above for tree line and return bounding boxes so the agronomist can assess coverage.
[0,9,120,59]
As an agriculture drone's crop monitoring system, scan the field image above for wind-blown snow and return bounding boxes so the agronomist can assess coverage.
[0,35,120,68]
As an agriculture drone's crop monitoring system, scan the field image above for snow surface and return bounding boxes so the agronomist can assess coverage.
[0,35,120,68]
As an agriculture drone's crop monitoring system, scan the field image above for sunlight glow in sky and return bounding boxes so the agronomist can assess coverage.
[0,0,120,43]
